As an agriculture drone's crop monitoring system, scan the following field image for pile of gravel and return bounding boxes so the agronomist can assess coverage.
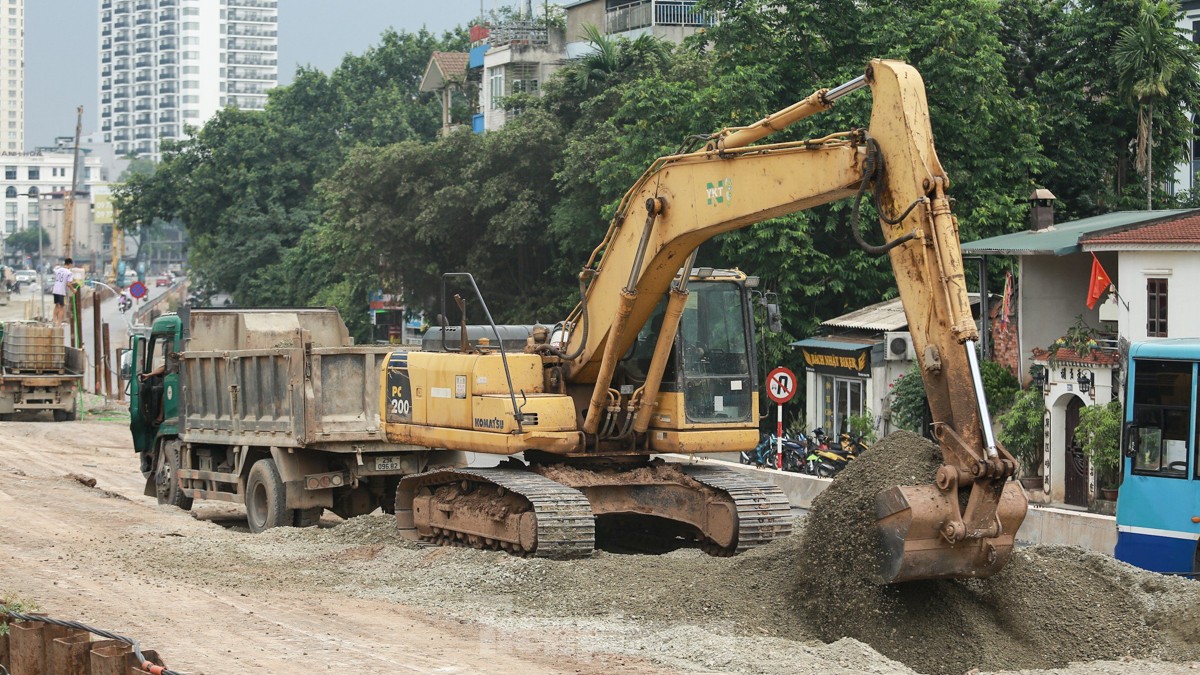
[795,430,1197,674]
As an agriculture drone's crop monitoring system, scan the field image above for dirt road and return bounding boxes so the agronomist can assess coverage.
[0,421,671,674]
[2,419,1198,675]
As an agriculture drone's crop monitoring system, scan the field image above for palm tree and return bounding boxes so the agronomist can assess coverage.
[1114,0,1199,209]
[571,23,671,95]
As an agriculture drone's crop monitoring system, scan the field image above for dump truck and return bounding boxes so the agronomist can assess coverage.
[0,321,83,421]
[127,308,464,532]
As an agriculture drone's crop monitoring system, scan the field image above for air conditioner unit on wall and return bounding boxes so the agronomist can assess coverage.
[884,331,916,361]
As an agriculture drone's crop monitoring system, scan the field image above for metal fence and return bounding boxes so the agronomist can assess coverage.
[605,0,716,33]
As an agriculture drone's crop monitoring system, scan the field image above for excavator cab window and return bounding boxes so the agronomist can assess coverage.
[677,281,753,424]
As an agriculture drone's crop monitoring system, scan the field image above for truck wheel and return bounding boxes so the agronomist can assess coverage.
[246,459,289,533]
[155,440,193,510]
[52,408,77,422]
[293,507,323,528]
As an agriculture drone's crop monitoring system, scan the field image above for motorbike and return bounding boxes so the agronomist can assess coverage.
[118,295,132,314]
[741,432,808,472]
[803,428,869,477]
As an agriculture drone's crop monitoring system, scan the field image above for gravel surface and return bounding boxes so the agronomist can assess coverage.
[17,421,1196,674]
[795,430,1200,674]
[111,481,1200,675]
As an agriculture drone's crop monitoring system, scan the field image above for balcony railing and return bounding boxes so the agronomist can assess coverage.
[227,9,277,22]
[605,0,715,34]
[230,0,277,7]
[228,53,277,66]
[159,54,176,65]
[488,20,548,47]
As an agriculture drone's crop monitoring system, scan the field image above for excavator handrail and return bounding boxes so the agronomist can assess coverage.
[439,272,525,434]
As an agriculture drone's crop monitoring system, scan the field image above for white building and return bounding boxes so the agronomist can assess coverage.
[2,0,22,153]
[98,0,279,160]
[0,149,103,237]
[962,205,1200,508]
[563,0,715,58]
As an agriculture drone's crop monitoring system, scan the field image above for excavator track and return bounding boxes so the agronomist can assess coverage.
[395,468,595,559]
[682,465,794,555]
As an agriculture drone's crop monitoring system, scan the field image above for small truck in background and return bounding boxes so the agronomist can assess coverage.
[128,307,464,532]
[0,321,83,421]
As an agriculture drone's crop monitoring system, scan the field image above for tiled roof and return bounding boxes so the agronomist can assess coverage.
[420,51,470,92]
[431,51,469,79]
[1083,212,1200,246]
[960,209,1199,255]
[1030,346,1121,366]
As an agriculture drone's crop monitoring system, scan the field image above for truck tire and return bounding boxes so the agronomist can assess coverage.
[155,440,193,511]
[246,459,289,534]
[52,408,77,422]
[293,507,323,528]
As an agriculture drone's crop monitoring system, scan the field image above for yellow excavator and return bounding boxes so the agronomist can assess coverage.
[389,60,1028,582]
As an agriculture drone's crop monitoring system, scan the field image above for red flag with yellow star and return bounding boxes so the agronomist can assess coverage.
[1086,253,1112,310]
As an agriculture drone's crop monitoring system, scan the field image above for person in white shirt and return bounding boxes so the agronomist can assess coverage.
[51,257,74,324]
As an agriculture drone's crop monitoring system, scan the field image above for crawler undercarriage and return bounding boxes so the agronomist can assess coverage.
[395,459,793,558]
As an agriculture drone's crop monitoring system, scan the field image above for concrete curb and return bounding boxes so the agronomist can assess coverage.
[660,453,1117,554]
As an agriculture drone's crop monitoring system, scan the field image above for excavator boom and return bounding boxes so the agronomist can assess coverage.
[556,60,1027,580]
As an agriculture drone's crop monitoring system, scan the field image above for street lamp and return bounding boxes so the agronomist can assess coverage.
[1077,369,1095,398]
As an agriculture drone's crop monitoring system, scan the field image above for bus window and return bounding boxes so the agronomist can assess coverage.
[1130,359,1192,478]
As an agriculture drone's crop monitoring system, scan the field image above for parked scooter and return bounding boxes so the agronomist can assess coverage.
[804,428,871,477]
[741,431,808,472]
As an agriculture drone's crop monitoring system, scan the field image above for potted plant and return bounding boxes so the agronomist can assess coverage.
[1048,314,1099,366]
[1075,399,1123,500]
[997,385,1046,489]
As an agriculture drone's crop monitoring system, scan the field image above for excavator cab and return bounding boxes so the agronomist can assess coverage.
[621,270,758,436]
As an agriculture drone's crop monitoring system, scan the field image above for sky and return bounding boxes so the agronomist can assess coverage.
[25,0,502,149]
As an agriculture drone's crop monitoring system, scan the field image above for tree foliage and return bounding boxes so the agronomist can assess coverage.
[113,1,1200,359]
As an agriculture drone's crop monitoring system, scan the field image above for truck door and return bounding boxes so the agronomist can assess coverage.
[128,334,154,455]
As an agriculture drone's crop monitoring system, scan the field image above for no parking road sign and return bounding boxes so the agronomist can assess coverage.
[128,281,147,299]
[766,366,797,405]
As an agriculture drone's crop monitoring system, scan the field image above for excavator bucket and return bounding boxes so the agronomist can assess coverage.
[875,481,1028,584]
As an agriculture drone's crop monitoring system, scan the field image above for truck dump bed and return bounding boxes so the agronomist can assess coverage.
[178,309,394,449]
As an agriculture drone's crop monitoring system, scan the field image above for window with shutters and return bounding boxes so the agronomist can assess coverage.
[1147,278,1168,337]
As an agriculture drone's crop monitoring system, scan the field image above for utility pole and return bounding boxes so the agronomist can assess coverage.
[63,105,83,260]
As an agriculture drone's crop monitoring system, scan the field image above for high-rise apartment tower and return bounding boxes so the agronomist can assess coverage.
[98,0,278,160]
[2,0,22,153]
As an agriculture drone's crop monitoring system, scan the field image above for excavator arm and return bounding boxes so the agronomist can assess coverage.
[557,60,1027,582]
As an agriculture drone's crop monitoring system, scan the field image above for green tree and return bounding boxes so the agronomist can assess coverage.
[1114,0,1199,209]
[997,387,1046,475]
[1075,399,1124,489]
[4,226,49,256]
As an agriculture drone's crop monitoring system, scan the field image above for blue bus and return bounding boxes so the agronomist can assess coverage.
[1115,339,1200,576]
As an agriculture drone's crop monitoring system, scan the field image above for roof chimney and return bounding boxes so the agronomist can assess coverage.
[1029,188,1056,231]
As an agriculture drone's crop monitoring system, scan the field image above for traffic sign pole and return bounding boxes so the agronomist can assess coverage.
[765,366,797,472]
[776,404,783,470]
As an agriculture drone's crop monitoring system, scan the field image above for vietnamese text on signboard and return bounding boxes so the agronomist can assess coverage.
[800,345,871,378]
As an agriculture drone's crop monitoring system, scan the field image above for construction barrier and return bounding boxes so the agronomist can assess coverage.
[0,612,177,675]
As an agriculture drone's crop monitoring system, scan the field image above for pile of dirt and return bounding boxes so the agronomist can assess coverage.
[795,430,1198,674]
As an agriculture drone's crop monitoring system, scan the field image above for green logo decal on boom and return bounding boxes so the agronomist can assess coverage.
[706,178,733,206]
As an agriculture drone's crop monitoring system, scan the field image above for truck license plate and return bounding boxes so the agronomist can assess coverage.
[375,456,403,471]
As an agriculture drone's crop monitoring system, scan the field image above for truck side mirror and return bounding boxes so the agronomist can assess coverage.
[1123,423,1139,458]
[767,304,782,333]
[120,350,134,381]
